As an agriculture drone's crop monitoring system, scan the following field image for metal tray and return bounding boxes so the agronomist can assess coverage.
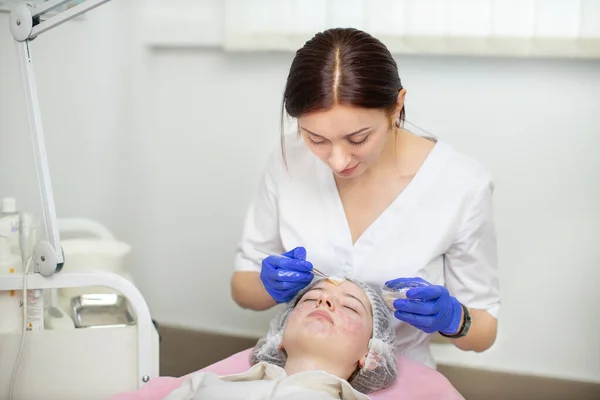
[71,293,136,328]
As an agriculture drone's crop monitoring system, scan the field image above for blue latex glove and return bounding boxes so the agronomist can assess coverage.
[260,246,314,303]
[386,277,464,335]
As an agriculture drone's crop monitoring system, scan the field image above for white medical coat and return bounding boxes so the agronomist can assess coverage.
[235,136,500,368]
[162,362,370,400]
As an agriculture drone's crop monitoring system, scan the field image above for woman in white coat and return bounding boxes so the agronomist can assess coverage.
[230,27,500,369]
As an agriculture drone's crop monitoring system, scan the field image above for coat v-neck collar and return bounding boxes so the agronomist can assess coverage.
[316,141,453,277]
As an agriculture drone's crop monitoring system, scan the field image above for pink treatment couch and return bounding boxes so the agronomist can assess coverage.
[110,347,464,399]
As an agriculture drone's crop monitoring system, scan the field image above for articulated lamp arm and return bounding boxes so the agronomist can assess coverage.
[8,0,113,276]
[10,0,112,41]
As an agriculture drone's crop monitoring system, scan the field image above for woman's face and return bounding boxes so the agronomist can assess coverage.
[281,280,373,369]
[297,104,394,179]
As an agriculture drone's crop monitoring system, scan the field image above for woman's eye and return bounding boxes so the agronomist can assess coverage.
[344,305,358,313]
[302,298,317,302]
[307,134,327,145]
[348,135,369,146]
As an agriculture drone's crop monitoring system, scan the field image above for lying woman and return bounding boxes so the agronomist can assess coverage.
[113,278,397,399]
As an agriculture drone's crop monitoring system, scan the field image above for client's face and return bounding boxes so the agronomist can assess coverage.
[281,280,373,371]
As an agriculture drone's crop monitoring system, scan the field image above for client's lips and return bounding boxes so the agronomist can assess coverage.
[308,310,334,325]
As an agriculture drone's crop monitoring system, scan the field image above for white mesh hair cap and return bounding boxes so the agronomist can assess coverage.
[250,278,397,394]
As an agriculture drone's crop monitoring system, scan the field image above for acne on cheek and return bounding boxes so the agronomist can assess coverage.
[336,315,369,336]
[296,302,369,335]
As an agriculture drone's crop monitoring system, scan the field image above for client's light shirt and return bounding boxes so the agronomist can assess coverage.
[163,361,370,400]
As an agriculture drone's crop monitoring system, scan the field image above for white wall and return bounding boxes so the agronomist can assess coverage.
[0,0,134,236]
[1,0,599,386]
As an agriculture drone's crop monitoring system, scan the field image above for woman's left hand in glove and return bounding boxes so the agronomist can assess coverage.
[386,277,464,335]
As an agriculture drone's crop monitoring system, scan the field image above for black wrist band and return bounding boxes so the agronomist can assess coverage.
[439,303,471,339]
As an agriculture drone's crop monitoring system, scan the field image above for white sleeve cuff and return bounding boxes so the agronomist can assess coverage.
[234,252,262,273]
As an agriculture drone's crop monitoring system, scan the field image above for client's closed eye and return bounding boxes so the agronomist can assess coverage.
[344,305,358,313]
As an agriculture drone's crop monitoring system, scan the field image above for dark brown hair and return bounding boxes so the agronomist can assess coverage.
[281,28,405,154]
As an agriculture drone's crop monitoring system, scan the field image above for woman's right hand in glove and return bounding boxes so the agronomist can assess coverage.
[260,246,314,303]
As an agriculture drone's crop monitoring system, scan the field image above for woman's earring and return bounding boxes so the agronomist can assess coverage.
[394,114,401,128]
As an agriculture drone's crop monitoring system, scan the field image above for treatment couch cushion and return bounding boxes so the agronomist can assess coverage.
[201,348,464,400]
[110,348,464,399]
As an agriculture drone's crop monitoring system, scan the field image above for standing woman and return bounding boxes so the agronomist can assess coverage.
[231,27,499,369]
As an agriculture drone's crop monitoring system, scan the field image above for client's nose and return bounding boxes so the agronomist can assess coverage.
[316,294,334,310]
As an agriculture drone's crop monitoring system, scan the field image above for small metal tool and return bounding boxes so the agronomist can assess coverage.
[254,248,341,284]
